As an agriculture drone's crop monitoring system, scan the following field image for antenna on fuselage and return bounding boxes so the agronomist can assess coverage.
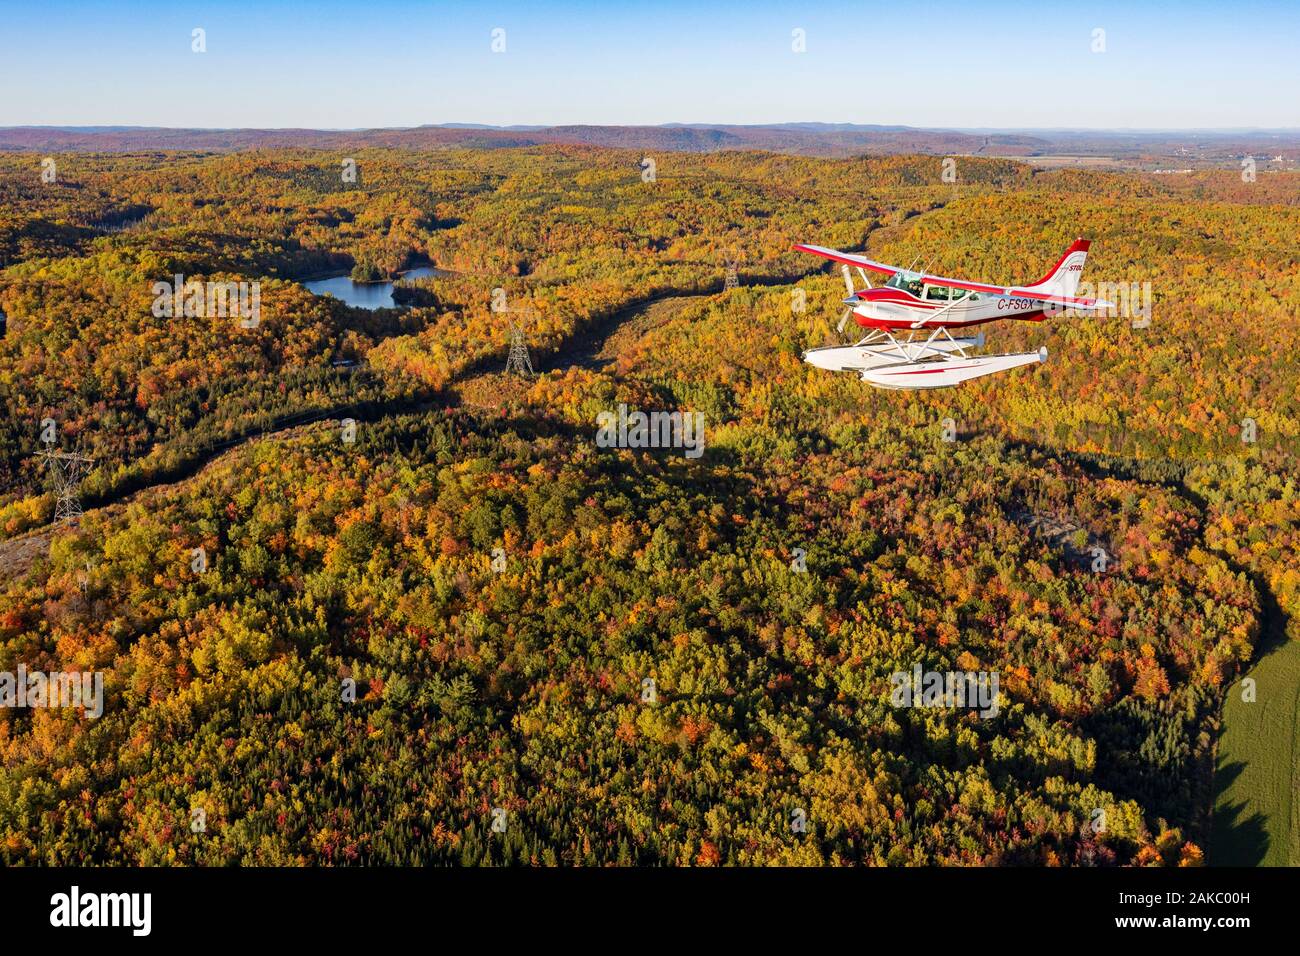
[904,256,930,282]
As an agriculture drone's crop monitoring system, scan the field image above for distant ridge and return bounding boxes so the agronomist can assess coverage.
[0,123,1296,159]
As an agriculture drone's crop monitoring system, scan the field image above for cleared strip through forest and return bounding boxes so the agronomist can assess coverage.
[10,272,812,551]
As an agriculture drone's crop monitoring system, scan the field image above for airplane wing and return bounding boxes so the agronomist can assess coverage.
[793,244,899,277]
[795,244,1114,310]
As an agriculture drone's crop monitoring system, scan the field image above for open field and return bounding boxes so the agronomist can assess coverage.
[1211,600,1300,866]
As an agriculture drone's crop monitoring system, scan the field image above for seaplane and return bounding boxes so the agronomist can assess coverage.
[795,238,1112,389]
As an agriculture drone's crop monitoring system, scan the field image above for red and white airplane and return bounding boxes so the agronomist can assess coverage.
[795,238,1112,389]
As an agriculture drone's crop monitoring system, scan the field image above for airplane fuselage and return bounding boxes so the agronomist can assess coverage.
[850,285,1047,331]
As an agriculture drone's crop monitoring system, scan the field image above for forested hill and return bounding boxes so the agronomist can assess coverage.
[2,124,1297,162]
[0,146,1296,865]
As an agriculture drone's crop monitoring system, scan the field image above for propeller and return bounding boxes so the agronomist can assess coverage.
[837,265,857,333]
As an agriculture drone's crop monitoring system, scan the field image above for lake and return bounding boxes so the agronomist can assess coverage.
[303,266,446,309]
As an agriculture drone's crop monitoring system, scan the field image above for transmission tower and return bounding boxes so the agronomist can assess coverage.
[504,310,535,377]
[35,448,94,524]
[723,257,740,290]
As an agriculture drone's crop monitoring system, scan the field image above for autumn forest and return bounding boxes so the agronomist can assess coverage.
[0,145,1297,867]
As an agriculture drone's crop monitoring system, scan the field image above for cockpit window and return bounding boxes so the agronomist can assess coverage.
[924,284,977,302]
[886,272,924,296]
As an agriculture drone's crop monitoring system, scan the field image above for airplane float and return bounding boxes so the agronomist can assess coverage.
[795,238,1111,389]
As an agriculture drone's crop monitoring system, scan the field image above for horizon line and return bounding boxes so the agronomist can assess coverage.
[4,122,1300,135]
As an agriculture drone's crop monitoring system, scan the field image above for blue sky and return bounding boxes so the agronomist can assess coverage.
[1,0,1296,129]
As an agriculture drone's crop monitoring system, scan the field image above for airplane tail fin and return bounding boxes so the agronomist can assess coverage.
[1027,238,1090,297]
